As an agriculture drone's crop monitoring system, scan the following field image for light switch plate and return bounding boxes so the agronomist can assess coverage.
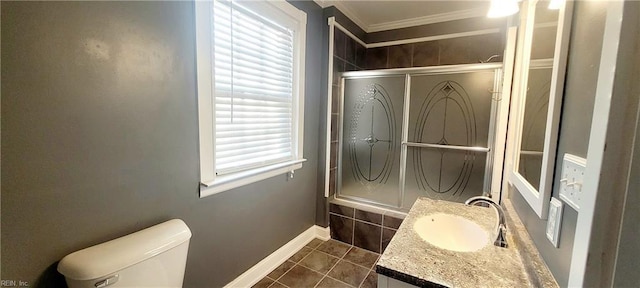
[546,197,563,247]
[559,154,586,211]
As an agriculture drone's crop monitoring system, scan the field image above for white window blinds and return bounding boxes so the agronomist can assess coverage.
[213,0,295,175]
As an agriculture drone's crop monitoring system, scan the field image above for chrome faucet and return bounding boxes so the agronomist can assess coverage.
[465,196,508,248]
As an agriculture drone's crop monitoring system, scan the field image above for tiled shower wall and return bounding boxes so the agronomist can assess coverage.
[329,203,404,253]
[364,32,504,69]
[328,29,366,197]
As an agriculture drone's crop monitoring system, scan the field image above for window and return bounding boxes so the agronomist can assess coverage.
[195,0,307,197]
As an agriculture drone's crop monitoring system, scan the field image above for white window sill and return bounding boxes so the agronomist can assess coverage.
[199,159,307,198]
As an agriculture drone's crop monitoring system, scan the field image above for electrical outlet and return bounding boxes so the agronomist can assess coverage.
[546,197,563,247]
[559,154,586,211]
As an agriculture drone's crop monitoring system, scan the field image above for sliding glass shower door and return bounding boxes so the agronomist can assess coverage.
[339,76,405,206]
[403,71,496,208]
[338,65,501,210]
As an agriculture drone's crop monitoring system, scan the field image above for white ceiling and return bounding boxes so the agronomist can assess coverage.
[315,0,492,32]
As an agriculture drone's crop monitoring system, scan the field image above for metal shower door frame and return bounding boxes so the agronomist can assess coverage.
[337,63,505,210]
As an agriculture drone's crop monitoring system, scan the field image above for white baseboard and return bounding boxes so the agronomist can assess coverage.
[314,225,330,241]
[224,225,331,288]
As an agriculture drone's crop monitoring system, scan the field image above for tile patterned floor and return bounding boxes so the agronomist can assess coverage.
[252,239,379,288]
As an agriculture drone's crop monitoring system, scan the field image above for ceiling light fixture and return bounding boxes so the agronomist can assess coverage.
[548,0,563,10]
[487,0,519,18]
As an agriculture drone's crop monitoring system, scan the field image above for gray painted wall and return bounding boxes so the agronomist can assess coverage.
[0,1,323,286]
[613,7,640,282]
[592,2,640,286]
[509,1,607,287]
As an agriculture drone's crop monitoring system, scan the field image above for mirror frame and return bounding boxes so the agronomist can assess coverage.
[505,0,573,219]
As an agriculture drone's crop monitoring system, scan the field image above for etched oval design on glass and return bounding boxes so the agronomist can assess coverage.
[348,83,398,186]
[413,81,477,198]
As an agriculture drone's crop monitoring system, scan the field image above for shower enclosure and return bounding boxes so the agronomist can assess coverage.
[337,63,504,210]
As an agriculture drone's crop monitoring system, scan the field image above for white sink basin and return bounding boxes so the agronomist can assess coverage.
[413,213,489,252]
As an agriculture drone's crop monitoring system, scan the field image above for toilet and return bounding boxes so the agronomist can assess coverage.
[58,219,192,288]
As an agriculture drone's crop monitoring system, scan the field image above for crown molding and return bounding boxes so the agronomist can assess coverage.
[329,1,369,32]
[314,1,489,34]
[365,28,500,48]
[312,0,369,31]
[312,0,332,8]
[367,8,488,32]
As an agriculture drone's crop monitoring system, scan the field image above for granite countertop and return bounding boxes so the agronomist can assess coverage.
[376,197,557,288]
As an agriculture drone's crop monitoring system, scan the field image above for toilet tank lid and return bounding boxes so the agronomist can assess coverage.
[57,219,192,280]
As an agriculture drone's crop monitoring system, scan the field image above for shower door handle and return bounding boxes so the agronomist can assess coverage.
[403,142,490,153]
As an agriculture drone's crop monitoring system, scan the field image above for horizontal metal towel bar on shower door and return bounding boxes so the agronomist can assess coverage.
[403,142,491,153]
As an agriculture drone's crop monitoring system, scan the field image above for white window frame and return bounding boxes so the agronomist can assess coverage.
[195,0,307,198]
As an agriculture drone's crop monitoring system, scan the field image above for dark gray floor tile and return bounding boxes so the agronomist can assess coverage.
[267,260,296,280]
[299,250,340,274]
[327,260,370,287]
[305,238,325,249]
[269,282,287,288]
[278,265,324,288]
[330,214,354,245]
[317,276,353,288]
[354,221,382,253]
[355,209,382,225]
[288,246,312,263]
[343,246,380,269]
[360,271,378,288]
[317,239,351,258]
[252,277,274,288]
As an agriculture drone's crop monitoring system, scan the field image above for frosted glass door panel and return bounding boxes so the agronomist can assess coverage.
[408,72,495,147]
[404,71,495,206]
[404,147,486,208]
[340,76,405,206]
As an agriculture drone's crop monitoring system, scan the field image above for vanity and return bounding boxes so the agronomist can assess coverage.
[376,198,557,287]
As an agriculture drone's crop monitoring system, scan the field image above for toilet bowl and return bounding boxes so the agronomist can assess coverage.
[58,219,192,288]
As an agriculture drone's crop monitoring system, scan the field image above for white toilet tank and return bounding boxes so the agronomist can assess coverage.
[58,219,192,288]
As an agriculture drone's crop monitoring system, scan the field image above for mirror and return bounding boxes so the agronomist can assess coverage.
[505,0,573,219]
